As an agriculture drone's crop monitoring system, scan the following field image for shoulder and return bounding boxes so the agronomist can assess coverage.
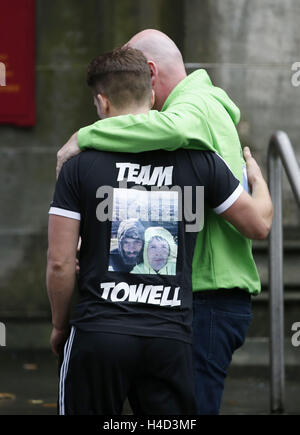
[64,150,116,177]
[188,150,234,169]
[184,149,218,165]
[76,149,105,165]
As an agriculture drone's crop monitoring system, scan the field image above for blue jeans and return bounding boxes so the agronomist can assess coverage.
[192,289,252,415]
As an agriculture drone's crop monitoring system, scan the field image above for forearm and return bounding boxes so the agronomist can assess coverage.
[251,175,273,231]
[78,108,213,153]
[47,261,76,331]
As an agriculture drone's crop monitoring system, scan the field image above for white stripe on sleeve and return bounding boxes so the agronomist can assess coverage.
[213,184,244,214]
[49,207,81,221]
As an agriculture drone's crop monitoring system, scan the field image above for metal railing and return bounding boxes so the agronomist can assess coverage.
[268,131,300,413]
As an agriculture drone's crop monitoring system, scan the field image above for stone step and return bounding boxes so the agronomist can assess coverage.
[249,290,300,337]
[249,237,300,337]
[1,300,299,350]
[230,337,300,380]
[252,240,300,288]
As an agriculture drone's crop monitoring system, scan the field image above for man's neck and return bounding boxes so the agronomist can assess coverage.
[109,105,150,117]
[155,71,187,111]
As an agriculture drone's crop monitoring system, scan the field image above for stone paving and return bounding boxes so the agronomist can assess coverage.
[0,350,299,415]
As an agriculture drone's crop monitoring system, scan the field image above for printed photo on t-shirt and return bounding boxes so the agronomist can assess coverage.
[108,188,178,275]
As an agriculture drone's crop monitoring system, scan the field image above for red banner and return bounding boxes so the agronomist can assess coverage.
[0,0,35,126]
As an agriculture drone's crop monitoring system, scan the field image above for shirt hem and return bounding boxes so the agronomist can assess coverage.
[69,322,192,345]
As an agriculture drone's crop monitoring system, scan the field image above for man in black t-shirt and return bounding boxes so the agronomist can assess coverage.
[47,47,272,415]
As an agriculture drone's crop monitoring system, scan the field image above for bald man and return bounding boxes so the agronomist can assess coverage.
[56,30,262,415]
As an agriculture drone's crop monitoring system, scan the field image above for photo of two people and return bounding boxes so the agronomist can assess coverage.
[108,188,178,275]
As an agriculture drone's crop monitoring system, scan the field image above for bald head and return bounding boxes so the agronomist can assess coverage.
[128,30,184,69]
[127,29,187,110]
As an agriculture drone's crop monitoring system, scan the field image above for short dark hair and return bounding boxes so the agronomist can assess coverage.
[87,46,152,109]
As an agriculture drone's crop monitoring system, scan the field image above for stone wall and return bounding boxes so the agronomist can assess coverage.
[185,0,300,226]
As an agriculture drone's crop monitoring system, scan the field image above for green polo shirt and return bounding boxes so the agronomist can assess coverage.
[78,70,261,294]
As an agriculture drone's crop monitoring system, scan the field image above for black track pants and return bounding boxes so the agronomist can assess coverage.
[59,328,197,415]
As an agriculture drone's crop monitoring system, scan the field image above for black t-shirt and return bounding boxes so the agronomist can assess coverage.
[49,149,242,344]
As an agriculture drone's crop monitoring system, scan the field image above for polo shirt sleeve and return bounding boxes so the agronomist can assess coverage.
[49,156,81,221]
[196,151,244,214]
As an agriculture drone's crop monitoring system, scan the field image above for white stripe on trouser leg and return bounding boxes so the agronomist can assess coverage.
[59,327,75,415]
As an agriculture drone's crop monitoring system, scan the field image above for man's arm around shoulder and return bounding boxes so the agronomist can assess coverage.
[56,104,212,177]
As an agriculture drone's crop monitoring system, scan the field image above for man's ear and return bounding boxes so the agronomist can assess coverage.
[96,93,110,117]
[148,61,158,87]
